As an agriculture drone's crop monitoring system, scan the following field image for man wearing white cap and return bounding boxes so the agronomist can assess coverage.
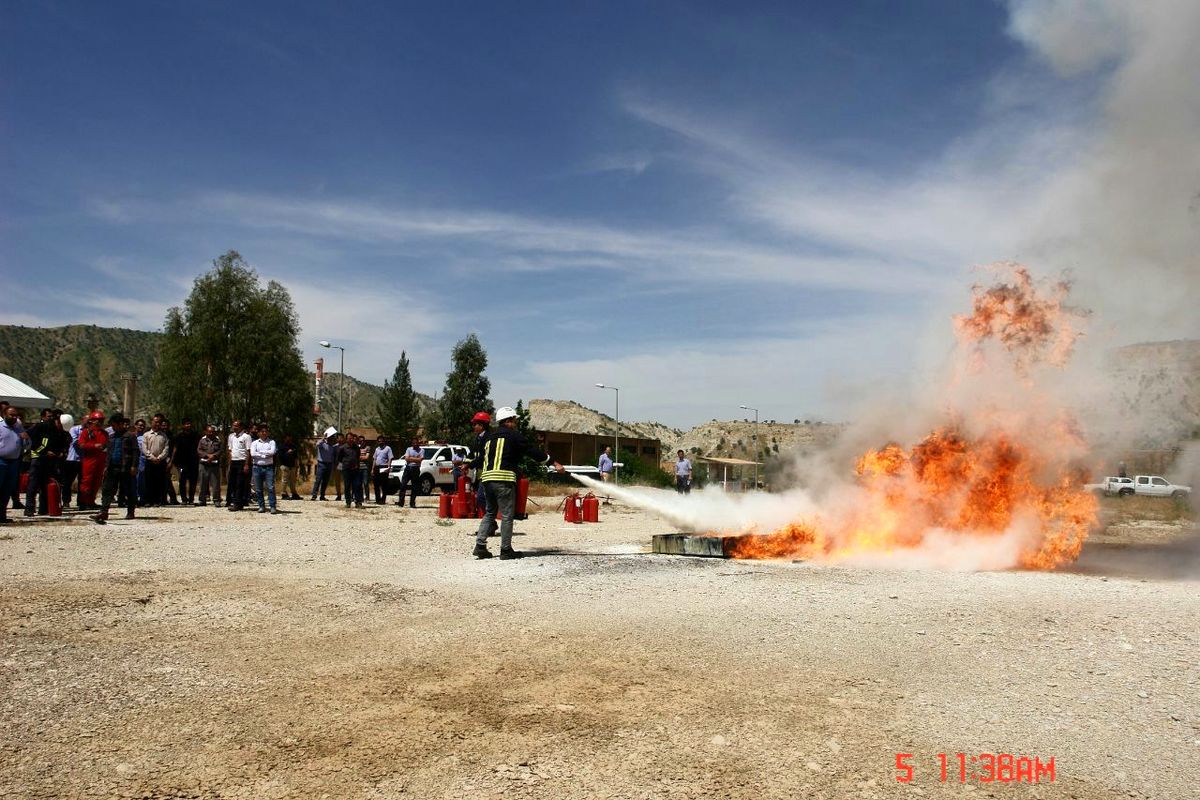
[310,427,338,501]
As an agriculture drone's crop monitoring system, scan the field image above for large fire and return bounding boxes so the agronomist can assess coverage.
[727,264,1098,569]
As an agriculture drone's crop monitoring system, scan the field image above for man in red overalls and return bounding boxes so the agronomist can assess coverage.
[77,411,109,510]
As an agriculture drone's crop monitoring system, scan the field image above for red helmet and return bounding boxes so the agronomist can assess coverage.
[88,410,105,421]
[471,412,491,424]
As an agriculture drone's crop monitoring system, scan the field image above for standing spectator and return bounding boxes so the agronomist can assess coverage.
[171,418,199,505]
[358,435,373,499]
[161,418,180,505]
[396,437,424,508]
[91,414,138,524]
[25,409,68,516]
[277,434,300,500]
[469,412,491,513]
[132,419,147,506]
[338,432,363,508]
[674,450,692,494]
[77,411,109,509]
[311,428,337,500]
[472,406,564,559]
[196,424,223,506]
[332,433,346,501]
[141,414,171,506]
[0,405,28,523]
[372,436,394,504]
[250,424,278,514]
[450,448,465,493]
[226,419,252,511]
[598,446,614,482]
[60,413,80,507]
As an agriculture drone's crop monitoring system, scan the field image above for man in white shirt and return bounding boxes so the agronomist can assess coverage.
[372,436,394,505]
[674,450,692,494]
[226,419,252,511]
[249,424,278,514]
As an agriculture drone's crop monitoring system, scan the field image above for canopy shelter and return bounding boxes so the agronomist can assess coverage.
[697,456,763,491]
[0,373,51,408]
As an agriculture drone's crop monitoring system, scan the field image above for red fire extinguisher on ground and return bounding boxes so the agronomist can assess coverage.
[47,479,63,517]
[582,492,599,523]
[515,477,530,520]
[562,492,582,523]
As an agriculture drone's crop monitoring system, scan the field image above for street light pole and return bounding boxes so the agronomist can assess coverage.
[739,404,759,491]
[319,341,346,432]
[595,383,619,485]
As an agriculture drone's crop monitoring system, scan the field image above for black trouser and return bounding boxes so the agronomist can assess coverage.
[227,461,249,507]
[397,465,420,507]
[99,465,135,518]
[25,457,56,514]
[177,463,197,503]
[144,461,167,505]
[676,475,691,494]
[59,460,80,507]
[374,467,390,503]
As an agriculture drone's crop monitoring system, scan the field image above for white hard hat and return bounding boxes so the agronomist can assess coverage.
[495,406,517,423]
[60,414,74,428]
[323,426,338,438]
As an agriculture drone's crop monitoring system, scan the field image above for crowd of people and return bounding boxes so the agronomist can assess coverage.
[1,401,568,560]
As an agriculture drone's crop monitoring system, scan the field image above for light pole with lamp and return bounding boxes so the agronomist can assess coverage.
[595,383,619,485]
[319,341,346,433]
[739,404,759,491]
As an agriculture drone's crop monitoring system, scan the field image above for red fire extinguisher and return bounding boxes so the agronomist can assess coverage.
[438,492,453,518]
[47,479,63,517]
[582,492,599,523]
[562,492,581,523]
[515,477,530,520]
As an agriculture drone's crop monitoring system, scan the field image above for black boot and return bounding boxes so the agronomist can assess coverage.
[472,544,493,559]
[499,548,523,560]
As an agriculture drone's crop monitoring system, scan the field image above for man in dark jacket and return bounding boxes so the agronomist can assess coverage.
[472,406,564,560]
[24,408,68,516]
[92,414,138,524]
[171,418,200,505]
[338,432,364,508]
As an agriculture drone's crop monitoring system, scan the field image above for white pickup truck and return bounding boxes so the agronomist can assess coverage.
[1084,476,1135,496]
[1131,475,1192,499]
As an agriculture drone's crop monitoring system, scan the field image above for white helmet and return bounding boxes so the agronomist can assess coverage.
[60,413,74,428]
[494,406,517,423]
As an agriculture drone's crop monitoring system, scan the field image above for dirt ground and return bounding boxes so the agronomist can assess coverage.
[1,493,1197,799]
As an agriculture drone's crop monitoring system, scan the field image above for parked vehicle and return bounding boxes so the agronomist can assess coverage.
[1132,475,1192,499]
[1083,476,1135,496]
[386,444,470,495]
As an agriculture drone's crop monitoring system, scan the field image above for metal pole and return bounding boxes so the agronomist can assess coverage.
[753,408,759,490]
[339,347,345,433]
[614,387,619,486]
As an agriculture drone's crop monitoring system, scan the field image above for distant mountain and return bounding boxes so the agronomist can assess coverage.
[0,324,162,417]
[0,323,433,430]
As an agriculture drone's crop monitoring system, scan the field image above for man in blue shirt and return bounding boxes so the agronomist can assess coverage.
[92,413,138,524]
[0,405,29,524]
[674,450,693,494]
[310,428,337,501]
[396,437,424,508]
[598,446,614,482]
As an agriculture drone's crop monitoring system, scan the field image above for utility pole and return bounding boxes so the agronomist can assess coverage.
[739,404,759,491]
[595,383,620,485]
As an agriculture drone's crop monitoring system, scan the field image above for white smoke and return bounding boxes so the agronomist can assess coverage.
[1005,0,1200,344]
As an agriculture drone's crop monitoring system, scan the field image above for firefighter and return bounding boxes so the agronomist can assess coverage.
[471,406,564,560]
[76,411,109,509]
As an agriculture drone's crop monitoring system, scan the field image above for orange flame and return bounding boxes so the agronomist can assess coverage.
[727,265,1098,570]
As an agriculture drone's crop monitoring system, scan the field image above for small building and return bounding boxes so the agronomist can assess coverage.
[538,430,661,468]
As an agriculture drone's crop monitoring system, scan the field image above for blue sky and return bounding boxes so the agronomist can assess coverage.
[3,1,1194,427]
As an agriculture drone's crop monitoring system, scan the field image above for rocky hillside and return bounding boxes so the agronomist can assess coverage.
[1104,339,1200,447]
[528,398,840,464]
[0,324,162,417]
[0,323,432,428]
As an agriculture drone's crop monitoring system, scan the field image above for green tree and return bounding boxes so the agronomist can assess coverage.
[434,334,493,443]
[155,251,312,438]
[377,351,419,437]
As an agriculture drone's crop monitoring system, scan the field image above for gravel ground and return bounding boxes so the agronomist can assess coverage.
[1,495,1196,799]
